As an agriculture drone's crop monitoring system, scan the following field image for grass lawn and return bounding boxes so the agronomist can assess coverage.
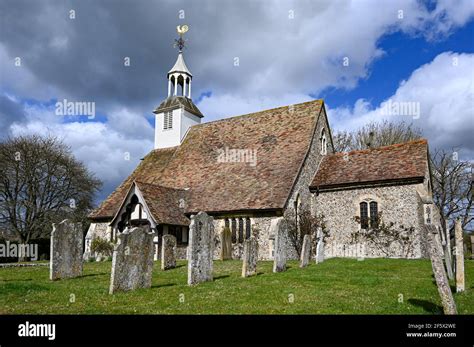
[0,258,473,314]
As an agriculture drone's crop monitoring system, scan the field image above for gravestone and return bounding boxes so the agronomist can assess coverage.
[454,219,465,293]
[220,227,232,260]
[471,235,474,260]
[242,236,258,277]
[161,234,177,270]
[444,220,454,279]
[272,217,287,273]
[315,227,325,264]
[425,225,457,314]
[188,212,214,285]
[50,219,83,280]
[109,226,155,294]
[300,234,311,268]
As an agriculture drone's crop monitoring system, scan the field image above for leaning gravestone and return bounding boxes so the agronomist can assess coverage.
[425,225,457,314]
[315,227,325,264]
[454,219,465,293]
[50,219,83,280]
[300,234,311,268]
[220,226,232,260]
[109,226,155,294]
[471,235,474,260]
[444,220,454,279]
[242,236,258,277]
[188,212,214,285]
[272,217,287,273]
[161,234,177,270]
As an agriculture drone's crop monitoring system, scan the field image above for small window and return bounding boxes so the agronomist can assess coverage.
[245,218,251,240]
[320,129,327,155]
[369,201,378,227]
[182,228,188,243]
[175,226,182,243]
[231,218,237,243]
[238,218,244,243]
[163,111,173,130]
[360,202,369,229]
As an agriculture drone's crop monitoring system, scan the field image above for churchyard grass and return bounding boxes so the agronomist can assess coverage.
[1,258,473,314]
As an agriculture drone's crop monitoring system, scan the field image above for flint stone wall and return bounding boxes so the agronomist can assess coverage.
[109,226,155,294]
[212,216,296,261]
[312,184,429,259]
[50,219,83,280]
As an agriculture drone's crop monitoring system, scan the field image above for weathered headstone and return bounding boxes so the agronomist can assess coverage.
[82,223,95,261]
[161,234,177,270]
[272,217,287,273]
[300,234,311,268]
[109,226,155,294]
[444,220,454,279]
[188,212,214,285]
[454,219,465,293]
[242,236,258,277]
[50,219,83,280]
[315,227,325,264]
[471,235,474,260]
[220,226,232,260]
[425,225,457,314]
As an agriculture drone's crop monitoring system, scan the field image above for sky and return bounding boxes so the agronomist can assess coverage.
[0,0,473,203]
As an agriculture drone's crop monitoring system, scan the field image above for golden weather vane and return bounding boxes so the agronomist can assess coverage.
[174,25,189,52]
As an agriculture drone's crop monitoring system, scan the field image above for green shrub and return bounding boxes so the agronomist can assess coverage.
[90,238,114,257]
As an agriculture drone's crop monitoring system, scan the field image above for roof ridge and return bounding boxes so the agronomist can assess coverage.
[331,138,428,156]
[134,179,188,191]
[194,99,323,127]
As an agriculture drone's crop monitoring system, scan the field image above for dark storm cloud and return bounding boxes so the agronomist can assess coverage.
[0,0,277,115]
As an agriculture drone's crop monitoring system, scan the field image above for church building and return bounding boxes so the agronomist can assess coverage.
[86,29,437,261]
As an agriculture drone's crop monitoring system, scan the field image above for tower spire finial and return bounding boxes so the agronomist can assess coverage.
[174,25,189,52]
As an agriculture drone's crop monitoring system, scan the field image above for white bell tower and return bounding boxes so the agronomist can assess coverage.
[153,25,203,149]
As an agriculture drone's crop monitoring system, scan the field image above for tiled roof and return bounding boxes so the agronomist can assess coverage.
[158,100,323,213]
[90,99,323,220]
[135,181,190,226]
[89,147,178,220]
[310,139,428,191]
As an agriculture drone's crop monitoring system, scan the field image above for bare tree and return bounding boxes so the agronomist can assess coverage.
[285,208,328,257]
[431,149,473,233]
[332,120,422,152]
[0,135,102,252]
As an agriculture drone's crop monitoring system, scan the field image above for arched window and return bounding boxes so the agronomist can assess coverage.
[360,202,369,229]
[359,200,379,229]
[294,193,301,231]
[320,129,327,155]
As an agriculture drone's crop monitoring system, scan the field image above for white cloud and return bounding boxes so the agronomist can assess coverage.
[197,93,314,121]
[2,0,473,200]
[8,104,153,200]
[328,52,474,157]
